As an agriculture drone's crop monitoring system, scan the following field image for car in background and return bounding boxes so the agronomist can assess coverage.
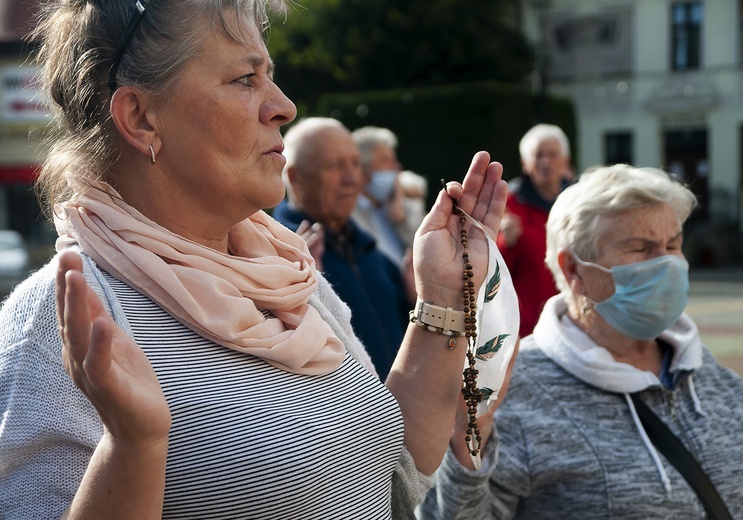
[0,230,30,279]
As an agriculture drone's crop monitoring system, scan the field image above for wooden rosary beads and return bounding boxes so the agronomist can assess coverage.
[444,180,484,459]
[458,206,483,458]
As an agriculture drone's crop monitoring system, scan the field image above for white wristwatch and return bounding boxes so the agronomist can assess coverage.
[412,298,467,335]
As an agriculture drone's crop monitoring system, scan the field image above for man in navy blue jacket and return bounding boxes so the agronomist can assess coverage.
[273,117,412,380]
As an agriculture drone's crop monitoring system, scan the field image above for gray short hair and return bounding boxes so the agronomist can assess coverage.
[33,0,285,217]
[519,124,570,162]
[283,117,347,169]
[545,164,697,292]
[351,126,398,171]
[281,117,348,202]
[398,170,428,194]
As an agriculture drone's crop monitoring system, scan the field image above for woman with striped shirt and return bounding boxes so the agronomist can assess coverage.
[0,1,508,518]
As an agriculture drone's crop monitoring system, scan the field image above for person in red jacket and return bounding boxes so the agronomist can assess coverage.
[498,124,572,336]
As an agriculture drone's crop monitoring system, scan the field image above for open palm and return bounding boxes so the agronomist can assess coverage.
[56,250,171,445]
[413,152,508,306]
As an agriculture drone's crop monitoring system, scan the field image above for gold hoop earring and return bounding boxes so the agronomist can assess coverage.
[149,144,156,165]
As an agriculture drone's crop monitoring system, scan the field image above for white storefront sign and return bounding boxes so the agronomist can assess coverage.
[0,64,50,124]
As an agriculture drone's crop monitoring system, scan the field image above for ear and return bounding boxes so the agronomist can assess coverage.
[110,86,161,160]
[557,249,585,295]
[284,165,301,203]
[520,157,532,176]
[285,164,297,185]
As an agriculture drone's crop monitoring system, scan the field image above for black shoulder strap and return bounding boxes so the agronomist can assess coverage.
[630,394,733,520]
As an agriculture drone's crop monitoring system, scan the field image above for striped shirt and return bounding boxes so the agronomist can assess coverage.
[106,273,405,519]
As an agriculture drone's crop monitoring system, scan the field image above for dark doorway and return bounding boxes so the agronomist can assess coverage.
[664,129,708,219]
[605,131,633,165]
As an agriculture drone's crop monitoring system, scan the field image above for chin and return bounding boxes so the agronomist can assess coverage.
[337,200,356,218]
[264,185,287,210]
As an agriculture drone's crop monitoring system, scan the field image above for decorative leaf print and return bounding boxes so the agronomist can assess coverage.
[484,261,502,302]
[480,387,495,401]
[476,334,510,360]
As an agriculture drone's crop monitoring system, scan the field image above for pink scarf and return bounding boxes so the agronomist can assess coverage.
[55,184,346,375]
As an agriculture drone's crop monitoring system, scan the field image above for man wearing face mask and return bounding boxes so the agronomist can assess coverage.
[274,118,412,380]
[419,164,743,520]
[351,126,408,267]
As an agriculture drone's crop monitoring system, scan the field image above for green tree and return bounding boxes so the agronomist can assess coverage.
[268,0,534,107]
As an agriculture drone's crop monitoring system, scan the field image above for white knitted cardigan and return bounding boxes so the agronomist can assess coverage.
[0,252,432,519]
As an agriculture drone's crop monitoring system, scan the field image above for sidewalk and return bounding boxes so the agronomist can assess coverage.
[687,265,743,375]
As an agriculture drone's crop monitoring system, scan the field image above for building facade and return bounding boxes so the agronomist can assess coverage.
[2,1,742,266]
[0,0,54,256]
[522,0,743,266]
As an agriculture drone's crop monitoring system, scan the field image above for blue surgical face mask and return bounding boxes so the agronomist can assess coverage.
[573,253,689,340]
[367,170,397,202]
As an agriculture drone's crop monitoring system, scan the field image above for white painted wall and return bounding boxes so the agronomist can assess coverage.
[523,0,743,235]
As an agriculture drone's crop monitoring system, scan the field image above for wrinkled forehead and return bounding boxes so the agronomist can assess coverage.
[370,144,398,165]
[593,203,682,251]
[534,137,565,156]
[308,128,357,165]
[211,8,266,46]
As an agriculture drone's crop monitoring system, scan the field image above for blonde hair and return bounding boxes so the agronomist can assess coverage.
[545,164,697,292]
[32,0,285,218]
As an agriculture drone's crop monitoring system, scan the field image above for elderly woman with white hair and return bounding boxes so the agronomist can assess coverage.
[419,164,743,519]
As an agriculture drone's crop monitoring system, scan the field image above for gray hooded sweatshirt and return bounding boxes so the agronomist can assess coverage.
[418,293,743,519]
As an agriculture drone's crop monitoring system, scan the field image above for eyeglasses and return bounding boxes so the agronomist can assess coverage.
[108,0,149,93]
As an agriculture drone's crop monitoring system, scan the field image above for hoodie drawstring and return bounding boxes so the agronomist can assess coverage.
[687,375,707,418]
[624,393,672,493]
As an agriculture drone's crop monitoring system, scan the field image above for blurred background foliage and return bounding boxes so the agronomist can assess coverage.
[267,0,575,190]
[316,83,576,205]
[268,0,534,103]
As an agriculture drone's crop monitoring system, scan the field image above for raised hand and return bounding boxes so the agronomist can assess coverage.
[499,211,523,248]
[296,219,325,272]
[56,250,171,446]
[413,152,508,307]
[387,152,509,475]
